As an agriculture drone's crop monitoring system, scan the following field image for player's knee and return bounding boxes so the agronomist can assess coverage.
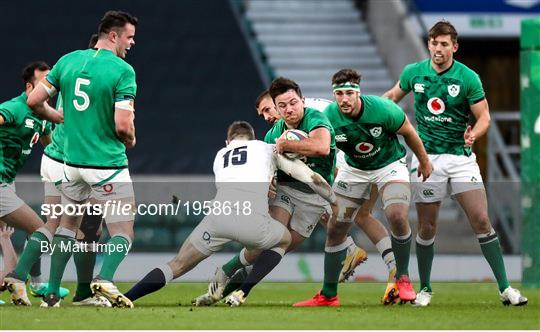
[279,230,292,248]
[326,222,349,242]
[381,183,410,209]
[386,209,408,225]
[418,220,437,238]
[472,212,491,233]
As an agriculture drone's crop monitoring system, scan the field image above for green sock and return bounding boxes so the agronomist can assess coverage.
[98,236,131,281]
[74,249,96,299]
[391,233,412,278]
[222,253,245,277]
[14,231,49,281]
[47,235,75,296]
[416,239,434,292]
[29,257,42,280]
[321,246,347,298]
[222,267,249,297]
[478,233,510,292]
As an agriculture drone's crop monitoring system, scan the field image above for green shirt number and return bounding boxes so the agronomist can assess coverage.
[73,78,90,111]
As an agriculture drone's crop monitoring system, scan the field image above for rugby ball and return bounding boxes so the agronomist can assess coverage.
[283,129,308,159]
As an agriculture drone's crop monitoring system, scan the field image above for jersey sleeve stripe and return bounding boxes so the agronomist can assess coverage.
[470,96,486,106]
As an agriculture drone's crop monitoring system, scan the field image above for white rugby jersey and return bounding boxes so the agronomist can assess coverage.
[212,139,275,212]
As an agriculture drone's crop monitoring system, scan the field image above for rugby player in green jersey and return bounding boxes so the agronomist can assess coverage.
[294,69,432,306]
[24,11,138,308]
[384,20,527,306]
[0,62,69,305]
[193,77,338,306]
[256,91,399,300]
[33,34,110,307]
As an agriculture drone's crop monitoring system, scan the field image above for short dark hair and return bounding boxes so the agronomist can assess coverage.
[255,89,270,111]
[429,20,458,43]
[88,33,99,48]
[331,69,361,86]
[227,121,255,141]
[268,77,303,101]
[98,10,138,36]
[22,61,50,88]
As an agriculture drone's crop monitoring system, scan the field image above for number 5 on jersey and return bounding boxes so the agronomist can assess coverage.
[73,77,91,111]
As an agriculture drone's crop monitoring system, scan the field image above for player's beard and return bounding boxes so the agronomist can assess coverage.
[339,103,354,115]
[432,53,447,66]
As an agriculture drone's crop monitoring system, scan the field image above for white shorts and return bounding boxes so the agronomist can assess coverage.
[0,183,24,218]
[62,164,134,202]
[411,153,485,203]
[41,154,64,197]
[269,184,330,238]
[333,158,410,200]
[189,211,287,255]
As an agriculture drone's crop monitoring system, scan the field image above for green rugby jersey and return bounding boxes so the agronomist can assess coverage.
[0,93,51,183]
[399,59,485,156]
[264,107,336,192]
[324,95,406,170]
[43,93,65,162]
[47,48,137,168]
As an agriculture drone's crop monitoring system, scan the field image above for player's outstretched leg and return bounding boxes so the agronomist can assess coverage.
[126,238,208,305]
[123,265,173,304]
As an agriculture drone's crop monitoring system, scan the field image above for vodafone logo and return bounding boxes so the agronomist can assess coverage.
[427,97,445,115]
[355,142,374,154]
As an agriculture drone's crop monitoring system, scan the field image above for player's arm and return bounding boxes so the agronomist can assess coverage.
[273,153,337,205]
[464,99,490,147]
[114,100,136,149]
[396,116,433,181]
[27,81,63,124]
[275,127,331,157]
[383,81,408,103]
[40,134,52,147]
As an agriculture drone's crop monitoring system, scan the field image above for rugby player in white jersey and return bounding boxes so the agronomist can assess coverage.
[124,121,338,306]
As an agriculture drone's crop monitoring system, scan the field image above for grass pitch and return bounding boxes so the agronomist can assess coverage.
[0,282,538,330]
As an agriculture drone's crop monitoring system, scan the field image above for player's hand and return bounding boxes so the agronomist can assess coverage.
[464,125,476,147]
[417,161,433,182]
[125,137,136,149]
[268,177,277,199]
[274,137,287,154]
[49,108,64,124]
[0,226,14,239]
